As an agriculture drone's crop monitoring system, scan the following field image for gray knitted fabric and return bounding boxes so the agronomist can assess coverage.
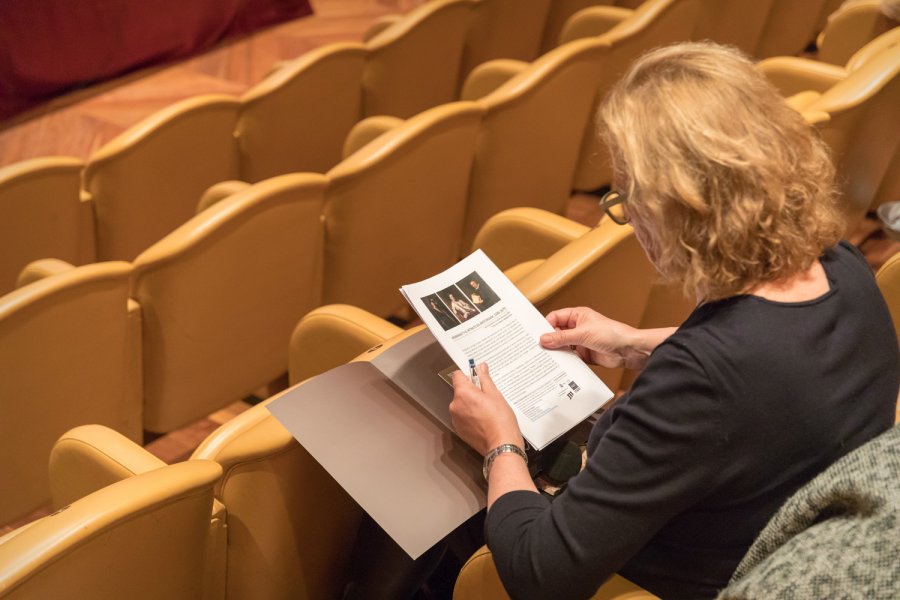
[718,424,900,600]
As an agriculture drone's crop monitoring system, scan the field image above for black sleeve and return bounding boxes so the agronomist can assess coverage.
[485,340,728,600]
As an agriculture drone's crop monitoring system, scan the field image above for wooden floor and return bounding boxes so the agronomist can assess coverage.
[0,0,896,535]
[0,0,426,162]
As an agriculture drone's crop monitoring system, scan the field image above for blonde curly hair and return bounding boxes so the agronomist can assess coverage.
[599,42,844,302]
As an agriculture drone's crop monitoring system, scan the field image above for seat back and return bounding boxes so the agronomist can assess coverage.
[817,0,896,66]
[464,38,609,249]
[462,0,552,77]
[237,43,367,182]
[516,219,656,391]
[540,0,615,52]
[0,262,140,524]
[453,545,659,599]
[191,400,363,600]
[324,102,484,316]
[84,95,241,261]
[571,0,703,191]
[363,0,473,118]
[755,0,829,58]
[0,157,93,295]
[806,44,900,225]
[0,461,221,600]
[693,0,776,56]
[132,173,327,433]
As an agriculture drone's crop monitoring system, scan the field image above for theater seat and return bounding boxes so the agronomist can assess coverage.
[50,403,364,600]
[289,304,403,385]
[0,157,93,296]
[753,0,830,58]
[453,545,659,599]
[803,44,900,226]
[84,95,241,261]
[462,0,552,76]
[462,37,609,248]
[0,261,141,525]
[816,0,898,66]
[132,173,327,433]
[363,0,473,118]
[758,27,900,98]
[323,102,484,316]
[0,460,221,600]
[237,42,367,182]
[559,0,703,192]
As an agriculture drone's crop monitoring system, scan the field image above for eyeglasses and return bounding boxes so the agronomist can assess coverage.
[598,190,629,225]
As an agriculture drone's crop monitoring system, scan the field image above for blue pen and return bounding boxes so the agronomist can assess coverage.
[468,358,481,389]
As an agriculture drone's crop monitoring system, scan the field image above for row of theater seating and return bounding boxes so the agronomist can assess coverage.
[3,245,899,600]
[2,0,894,295]
[1,2,899,597]
[1,0,897,524]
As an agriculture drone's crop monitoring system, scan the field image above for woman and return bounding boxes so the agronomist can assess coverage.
[450,42,898,599]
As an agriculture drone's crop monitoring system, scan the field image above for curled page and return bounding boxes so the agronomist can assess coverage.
[401,250,614,450]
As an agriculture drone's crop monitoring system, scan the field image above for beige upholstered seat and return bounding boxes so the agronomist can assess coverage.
[454,545,659,599]
[541,0,617,52]
[0,261,141,525]
[0,459,221,600]
[289,304,404,384]
[0,157,93,295]
[363,0,473,118]
[48,405,366,600]
[462,0,551,77]
[559,0,703,192]
[323,102,484,317]
[753,0,830,58]
[132,173,327,433]
[802,44,900,227]
[84,95,241,261]
[462,37,609,248]
[816,0,897,66]
[759,27,900,100]
[237,42,367,182]
[692,0,776,56]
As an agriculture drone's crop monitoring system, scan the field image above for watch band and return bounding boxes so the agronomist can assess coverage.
[483,443,528,481]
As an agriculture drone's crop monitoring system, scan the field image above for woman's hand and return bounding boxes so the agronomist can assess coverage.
[450,363,524,456]
[541,307,672,371]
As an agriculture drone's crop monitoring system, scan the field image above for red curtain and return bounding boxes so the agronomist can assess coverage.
[0,0,313,121]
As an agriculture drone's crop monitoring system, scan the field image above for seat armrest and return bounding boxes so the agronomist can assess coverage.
[49,425,166,509]
[460,59,530,101]
[289,304,404,384]
[343,116,405,159]
[196,180,251,213]
[513,219,631,305]
[504,259,545,285]
[846,27,900,72]
[757,57,848,97]
[472,208,590,271]
[363,14,403,42]
[558,6,633,45]
[785,90,825,112]
[15,259,76,289]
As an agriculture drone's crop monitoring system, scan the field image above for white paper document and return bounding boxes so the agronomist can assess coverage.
[401,250,614,450]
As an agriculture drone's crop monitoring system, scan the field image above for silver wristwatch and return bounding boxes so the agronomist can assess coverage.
[482,443,528,481]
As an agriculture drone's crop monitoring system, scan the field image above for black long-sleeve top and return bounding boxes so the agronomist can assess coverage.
[486,242,899,599]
